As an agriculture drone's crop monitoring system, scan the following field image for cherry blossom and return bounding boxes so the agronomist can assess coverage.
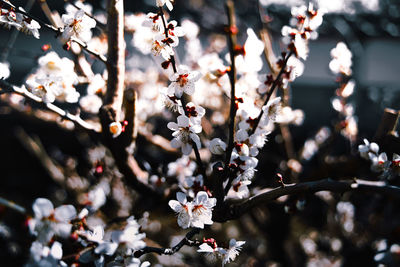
[61,9,96,43]
[168,192,193,229]
[222,239,246,266]
[0,61,10,79]
[0,6,41,38]
[26,241,66,267]
[191,191,216,228]
[329,42,352,75]
[168,66,202,98]
[28,198,77,244]
[156,0,174,11]
[167,114,202,155]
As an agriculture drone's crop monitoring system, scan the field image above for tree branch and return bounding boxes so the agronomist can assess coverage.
[100,0,125,123]
[213,178,400,222]
[250,51,293,135]
[135,228,201,257]
[223,0,238,170]
[0,196,26,214]
[0,79,100,133]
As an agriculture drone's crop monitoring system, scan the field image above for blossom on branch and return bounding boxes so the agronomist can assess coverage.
[156,0,174,11]
[61,9,96,43]
[167,114,202,155]
[169,191,216,229]
[168,66,202,98]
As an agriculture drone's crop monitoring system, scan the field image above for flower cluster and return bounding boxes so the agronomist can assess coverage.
[329,42,358,142]
[282,3,324,60]
[27,198,77,244]
[198,238,245,266]
[0,2,40,38]
[25,51,79,103]
[26,197,148,267]
[223,98,282,199]
[358,139,400,178]
[167,112,203,155]
[140,6,184,61]
[60,4,96,44]
[169,191,216,229]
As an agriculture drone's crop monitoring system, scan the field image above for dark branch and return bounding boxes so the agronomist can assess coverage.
[135,228,201,257]
[213,178,400,222]
[250,51,293,135]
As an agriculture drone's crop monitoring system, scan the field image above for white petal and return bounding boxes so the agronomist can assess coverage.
[176,192,187,204]
[177,115,190,127]
[195,191,208,204]
[95,242,118,256]
[167,122,179,131]
[50,241,63,259]
[32,198,54,219]
[54,205,76,222]
[182,143,193,155]
[169,200,183,212]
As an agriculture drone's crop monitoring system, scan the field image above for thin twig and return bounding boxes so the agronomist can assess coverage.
[213,178,400,222]
[123,88,137,146]
[135,228,201,257]
[374,108,400,141]
[250,51,293,135]
[223,0,238,169]
[15,127,65,184]
[0,196,26,214]
[158,6,205,178]
[158,7,177,73]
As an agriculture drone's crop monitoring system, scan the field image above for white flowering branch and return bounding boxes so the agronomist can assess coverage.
[157,5,206,178]
[134,228,201,257]
[219,0,239,198]
[0,79,100,132]
[224,0,238,169]
[63,0,107,30]
[214,178,400,222]
[250,51,293,135]
[0,0,107,64]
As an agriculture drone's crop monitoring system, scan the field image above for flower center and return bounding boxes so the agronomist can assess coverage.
[176,74,189,87]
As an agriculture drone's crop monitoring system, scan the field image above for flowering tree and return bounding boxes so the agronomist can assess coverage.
[0,0,400,266]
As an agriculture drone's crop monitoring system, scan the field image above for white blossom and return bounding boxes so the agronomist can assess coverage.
[167,115,202,155]
[156,0,174,11]
[61,9,96,43]
[168,66,202,98]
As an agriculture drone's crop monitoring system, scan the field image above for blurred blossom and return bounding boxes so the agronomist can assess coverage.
[0,61,10,79]
[261,0,381,13]
[336,201,355,233]
[329,42,352,76]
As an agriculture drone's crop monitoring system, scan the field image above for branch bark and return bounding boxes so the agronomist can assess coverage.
[135,228,201,257]
[213,178,400,222]
[100,0,125,126]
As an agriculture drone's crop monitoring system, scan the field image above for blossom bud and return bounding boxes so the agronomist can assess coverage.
[109,121,122,138]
